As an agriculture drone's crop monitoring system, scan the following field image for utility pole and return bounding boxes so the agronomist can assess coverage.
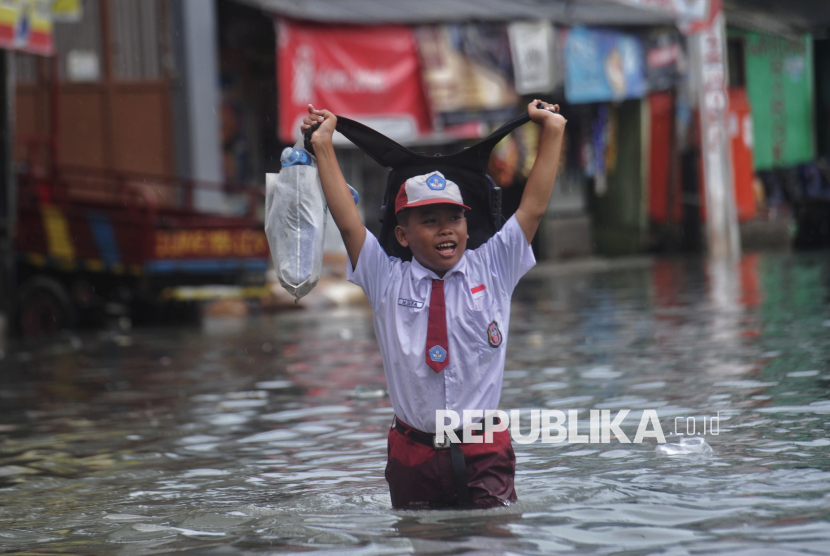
[0,49,14,346]
[688,10,740,259]
[609,0,741,259]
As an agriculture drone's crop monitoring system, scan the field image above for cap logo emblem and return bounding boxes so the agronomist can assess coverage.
[426,174,446,191]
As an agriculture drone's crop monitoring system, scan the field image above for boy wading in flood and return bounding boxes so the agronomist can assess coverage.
[302,100,566,509]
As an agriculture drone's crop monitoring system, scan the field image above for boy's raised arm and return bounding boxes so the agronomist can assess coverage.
[302,104,367,269]
[515,100,567,244]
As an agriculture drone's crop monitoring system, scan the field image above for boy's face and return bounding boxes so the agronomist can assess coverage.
[395,204,468,276]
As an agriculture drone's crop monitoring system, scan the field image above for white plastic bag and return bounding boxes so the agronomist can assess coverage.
[264,139,327,301]
[655,436,713,457]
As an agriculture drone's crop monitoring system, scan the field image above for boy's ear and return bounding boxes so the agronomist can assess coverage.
[394,225,409,248]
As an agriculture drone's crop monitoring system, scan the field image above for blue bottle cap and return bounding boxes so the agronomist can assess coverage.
[280,147,295,165]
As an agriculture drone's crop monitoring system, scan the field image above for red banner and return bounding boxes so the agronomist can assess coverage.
[277,19,432,144]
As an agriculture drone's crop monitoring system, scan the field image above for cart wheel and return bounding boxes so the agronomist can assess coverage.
[17,276,74,339]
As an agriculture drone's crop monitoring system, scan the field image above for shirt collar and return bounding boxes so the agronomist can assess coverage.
[410,253,468,282]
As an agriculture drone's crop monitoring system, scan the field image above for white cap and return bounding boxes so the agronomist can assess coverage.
[394,171,471,214]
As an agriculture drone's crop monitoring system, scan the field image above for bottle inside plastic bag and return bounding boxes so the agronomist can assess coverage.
[264,140,328,301]
[265,140,359,301]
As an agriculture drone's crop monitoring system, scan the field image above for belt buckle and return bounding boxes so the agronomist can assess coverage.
[433,435,451,450]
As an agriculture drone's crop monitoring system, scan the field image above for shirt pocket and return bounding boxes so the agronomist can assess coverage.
[465,297,505,364]
[395,299,426,351]
[469,281,493,312]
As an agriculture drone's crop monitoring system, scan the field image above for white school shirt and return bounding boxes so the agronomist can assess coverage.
[348,214,535,433]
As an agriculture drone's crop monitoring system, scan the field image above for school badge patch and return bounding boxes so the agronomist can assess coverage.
[429,345,447,362]
[487,321,502,348]
[426,173,446,190]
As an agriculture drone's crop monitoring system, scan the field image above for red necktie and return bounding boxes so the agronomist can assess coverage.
[425,279,449,373]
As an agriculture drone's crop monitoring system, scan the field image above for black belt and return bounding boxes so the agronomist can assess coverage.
[393,416,503,508]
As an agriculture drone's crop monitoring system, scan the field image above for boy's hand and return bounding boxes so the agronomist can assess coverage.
[300,104,366,269]
[301,104,337,148]
[515,100,567,244]
[528,100,566,132]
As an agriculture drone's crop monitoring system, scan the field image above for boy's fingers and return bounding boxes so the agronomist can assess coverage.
[308,103,331,117]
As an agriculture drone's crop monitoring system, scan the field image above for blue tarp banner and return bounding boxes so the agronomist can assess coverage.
[564,26,646,104]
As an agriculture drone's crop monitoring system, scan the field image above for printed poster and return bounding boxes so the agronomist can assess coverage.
[644,31,686,91]
[415,23,518,127]
[564,26,646,104]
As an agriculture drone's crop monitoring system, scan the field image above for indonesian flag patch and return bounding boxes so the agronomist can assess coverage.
[471,284,487,300]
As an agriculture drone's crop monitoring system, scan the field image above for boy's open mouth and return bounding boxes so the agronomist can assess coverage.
[435,241,457,257]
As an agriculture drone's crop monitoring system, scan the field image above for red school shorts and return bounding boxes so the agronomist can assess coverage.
[384,419,517,509]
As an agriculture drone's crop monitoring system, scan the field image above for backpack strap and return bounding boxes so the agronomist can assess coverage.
[304,107,537,174]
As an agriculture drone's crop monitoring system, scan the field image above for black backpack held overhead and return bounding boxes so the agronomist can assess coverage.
[305,106,539,261]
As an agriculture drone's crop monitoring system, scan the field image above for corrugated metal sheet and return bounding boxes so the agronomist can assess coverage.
[157,0,175,78]
[51,0,168,82]
[111,0,140,79]
[235,0,676,25]
[54,0,102,81]
[109,0,166,80]
[139,0,160,78]
[14,53,38,83]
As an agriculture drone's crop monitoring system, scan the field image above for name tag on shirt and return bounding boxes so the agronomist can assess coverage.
[398,298,424,309]
[471,284,487,300]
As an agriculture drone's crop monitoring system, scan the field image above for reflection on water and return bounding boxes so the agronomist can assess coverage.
[1,251,829,555]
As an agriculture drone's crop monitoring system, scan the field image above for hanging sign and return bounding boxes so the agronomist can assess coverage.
[21,0,53,55]
[740,31,813,169]
[564,26,646,104]
[0,2,16,50]
[0,0,53,55]
[51,0,81,22]
[277,19,433,144]
[508,21,559,95]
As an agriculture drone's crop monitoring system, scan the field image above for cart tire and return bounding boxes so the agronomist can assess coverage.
[17,276,75,338]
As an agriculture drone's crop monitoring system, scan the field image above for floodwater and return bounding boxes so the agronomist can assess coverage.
[1,251,830,555]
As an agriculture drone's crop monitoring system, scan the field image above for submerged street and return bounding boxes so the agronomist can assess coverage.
[1,251,829,555]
